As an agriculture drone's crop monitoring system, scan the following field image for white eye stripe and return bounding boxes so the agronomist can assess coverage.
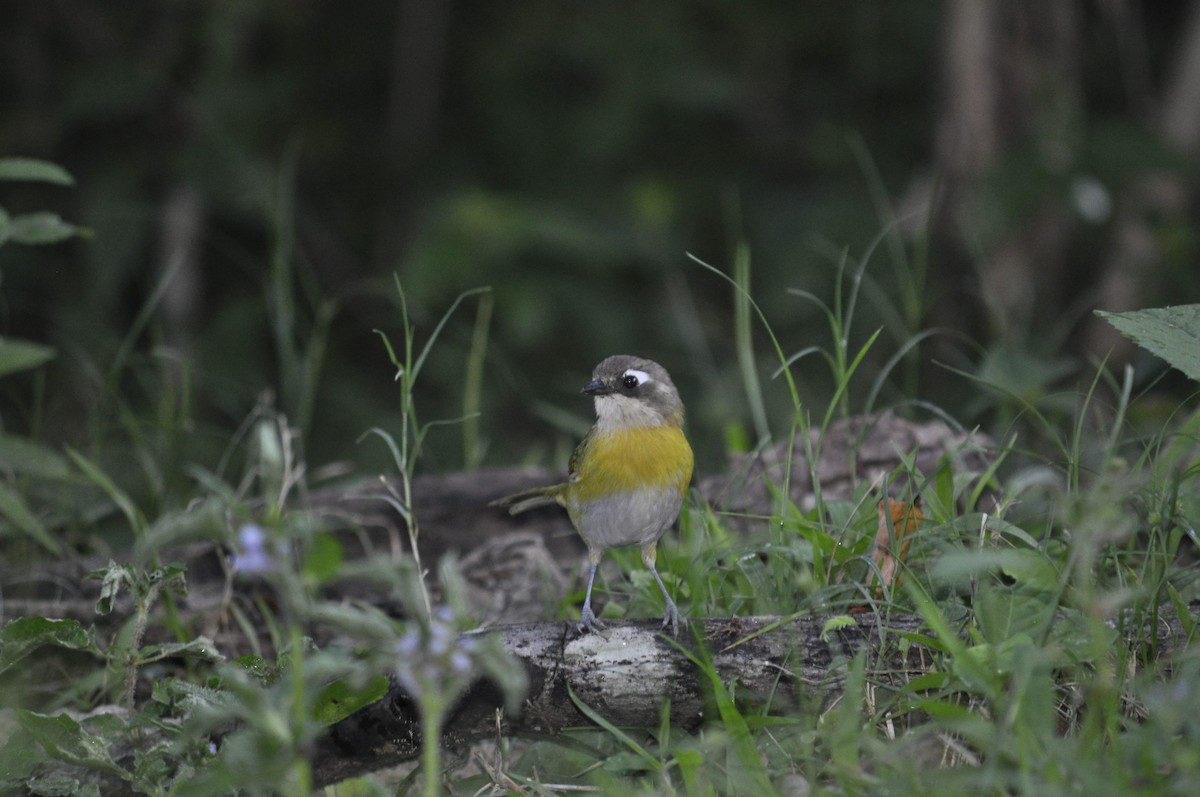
[623,369,651,385]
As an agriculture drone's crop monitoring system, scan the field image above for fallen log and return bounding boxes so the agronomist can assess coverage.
[312,612,928,787]
[311,599,1195,788]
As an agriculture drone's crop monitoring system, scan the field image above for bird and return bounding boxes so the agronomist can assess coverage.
[491,355,694,635]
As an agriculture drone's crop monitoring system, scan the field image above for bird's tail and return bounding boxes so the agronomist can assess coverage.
[489,484,564,515]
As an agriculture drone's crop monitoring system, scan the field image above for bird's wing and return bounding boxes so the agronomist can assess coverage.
[567,425,597,484]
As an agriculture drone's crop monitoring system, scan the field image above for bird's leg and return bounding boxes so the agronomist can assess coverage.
[641,544,680,636]
[578,551,606,633]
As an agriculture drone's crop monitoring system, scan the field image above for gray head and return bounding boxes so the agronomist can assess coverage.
[582,355,684,430]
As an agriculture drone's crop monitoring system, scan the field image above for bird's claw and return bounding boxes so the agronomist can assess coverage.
[577,604,607,635]
[661,602,681,637]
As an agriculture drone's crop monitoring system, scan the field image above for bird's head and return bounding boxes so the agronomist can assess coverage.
[582,355,684,431]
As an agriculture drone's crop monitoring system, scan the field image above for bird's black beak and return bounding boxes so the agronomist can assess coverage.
[582,378,611,396]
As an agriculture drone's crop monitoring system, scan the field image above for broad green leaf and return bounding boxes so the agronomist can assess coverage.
[915,697,977,721]
[0,482,62,554]
[134,499,227,560]
[16,711,130,779]
[932,549,1060,592]
[0,618,97,677]
[995,548,1061,591]
[302,533,344,584]
[0,158,75,185]
[0,434,71,480]
[0,720,49,786]
[136,636,223,666]
[0,338,56,378]
[7,212,81,245]
[1097,305,1200,382]
[958,633,1035,680]
[313,675,390,725]
[28,774,102,797]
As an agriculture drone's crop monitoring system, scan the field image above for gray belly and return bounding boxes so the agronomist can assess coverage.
[568,488,684,552]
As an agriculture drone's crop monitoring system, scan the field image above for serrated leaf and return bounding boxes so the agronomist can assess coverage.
[232,654,272,681]
[146,562,188,596]
[16,712,129,779]
[820,615,857,641]
[88,561,131,615]
[0,482,62,554]
[0,158,75,185]
[28,773,102,797]
[0,338,56,378]
[151,677,234,712]
[1097,305,1200,382]
[0,618,97,677]
[8,212,81,245]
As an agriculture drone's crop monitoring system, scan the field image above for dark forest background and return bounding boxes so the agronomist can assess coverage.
[4,1,1200,490]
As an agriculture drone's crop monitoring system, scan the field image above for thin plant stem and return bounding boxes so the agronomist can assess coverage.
[422,704,443,797]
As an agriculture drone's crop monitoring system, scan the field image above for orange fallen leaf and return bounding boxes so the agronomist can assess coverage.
[869,497,923,599]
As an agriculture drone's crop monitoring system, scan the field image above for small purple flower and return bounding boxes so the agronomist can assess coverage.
[394,628,421,656]
[393,605,479,697]
[449,650,471,675]
[231,524,274,573]
[428,620,453,656]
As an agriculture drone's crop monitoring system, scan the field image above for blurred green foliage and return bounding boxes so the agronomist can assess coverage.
[4,7,1200,793]
[1,1,1198,491]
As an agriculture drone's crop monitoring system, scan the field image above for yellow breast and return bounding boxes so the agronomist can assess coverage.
[568,424,693,503]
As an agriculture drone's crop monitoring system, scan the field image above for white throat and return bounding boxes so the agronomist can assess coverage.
[593,394,663,432]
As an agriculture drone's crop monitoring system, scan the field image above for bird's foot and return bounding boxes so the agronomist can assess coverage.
[577,603,607,635]
[661,600,681,637]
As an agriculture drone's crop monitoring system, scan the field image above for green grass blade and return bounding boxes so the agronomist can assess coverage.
[567,685,661,772]
[409,286,492,385]
[462,291,493,469]
[0,482,62,554]
[670,636,780,797]
[67,447,146,536]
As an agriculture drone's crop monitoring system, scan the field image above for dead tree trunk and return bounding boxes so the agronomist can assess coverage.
[312,612,925,786]
[311,603,1194,787]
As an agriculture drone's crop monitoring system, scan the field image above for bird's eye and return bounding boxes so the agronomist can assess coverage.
[620,368,651,390]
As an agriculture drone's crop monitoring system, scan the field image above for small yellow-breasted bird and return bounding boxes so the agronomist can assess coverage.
[492,355,694,634]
